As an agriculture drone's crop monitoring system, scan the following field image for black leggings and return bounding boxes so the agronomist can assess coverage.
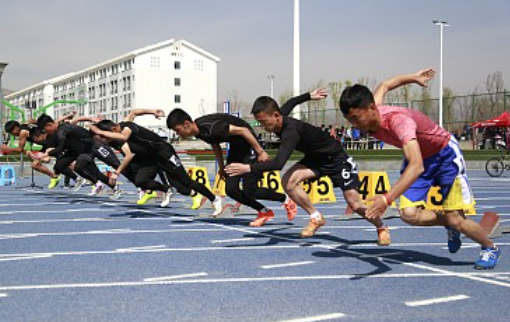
[225,172,285,211]
[74,154,111,187]
[53,155,78,181]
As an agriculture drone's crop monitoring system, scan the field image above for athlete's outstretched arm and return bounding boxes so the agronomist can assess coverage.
[366,139,424,219]
[229,125,269,162]
[90,125,132,141]
[124,109,165,122]
[112,143,134,181]
[373,68,435,106]
[55,111,77,124]
[280,89,328,116]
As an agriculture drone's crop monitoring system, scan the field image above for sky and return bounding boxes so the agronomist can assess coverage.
[1,0,509,106]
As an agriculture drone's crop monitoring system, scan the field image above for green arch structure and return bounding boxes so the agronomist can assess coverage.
[2,99,86,147]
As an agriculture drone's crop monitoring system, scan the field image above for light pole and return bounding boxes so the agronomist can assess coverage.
[267,75,275,98]
[0,62,8,145]
[293,0,300,118]
[433,20,449,128]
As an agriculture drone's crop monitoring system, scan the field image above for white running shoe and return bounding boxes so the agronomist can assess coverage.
[211,197,223,218]
[160,191,174,207]
[89,182,105,196]
[110,185,123,200]
[73,177,86,192]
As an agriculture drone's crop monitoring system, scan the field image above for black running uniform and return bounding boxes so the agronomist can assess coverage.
[48,123,110,186]
[195,114,285,211]
[119,122,216,201]
[250,93,359,190]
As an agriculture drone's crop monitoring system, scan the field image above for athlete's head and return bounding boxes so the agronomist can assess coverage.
[4,120,21,136]
[95,120,120,132]
[251,96,282,133]
[167,108,195,139]
[339,84,379,132]
[29,127,47,144]
[36,114,58,135]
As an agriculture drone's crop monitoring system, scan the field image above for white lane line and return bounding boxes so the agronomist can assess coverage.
[143,272,208,282]
[210,238,254,244]
[0,245,304,261]
[261,261,315,269]
[274,313,346,322]
[198,219,510,289]
[0,254,53,262]
[115,245,167,252]
[405,294,470,307]
[1,273,510,292]
[0,228,232,240]
[0,293,8,298]
[359,252,403,258]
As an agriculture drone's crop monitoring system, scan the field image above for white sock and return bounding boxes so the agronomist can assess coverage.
[310,211,321,220]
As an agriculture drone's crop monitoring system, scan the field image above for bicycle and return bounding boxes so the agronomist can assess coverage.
[485,144,510,177]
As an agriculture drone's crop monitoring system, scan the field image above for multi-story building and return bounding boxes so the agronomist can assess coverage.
[5,39,220,129]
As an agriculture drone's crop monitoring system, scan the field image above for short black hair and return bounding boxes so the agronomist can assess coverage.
[95,120,115,132]
[29,127,44,140]
[36,114,54,129]
[167,108,192,129]
[339,84,375,115]
[251,96,280,115]
[4,120,20,133]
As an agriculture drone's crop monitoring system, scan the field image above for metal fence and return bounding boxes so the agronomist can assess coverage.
[243,91,510,137]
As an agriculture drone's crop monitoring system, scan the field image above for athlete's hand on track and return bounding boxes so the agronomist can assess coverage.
[365,194,388,219]
[310,88,328,100]
[224,163,250,176]
[414,68,436,87]
[257,151,271,163]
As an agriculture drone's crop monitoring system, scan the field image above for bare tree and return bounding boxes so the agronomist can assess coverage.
[328,81,343,125]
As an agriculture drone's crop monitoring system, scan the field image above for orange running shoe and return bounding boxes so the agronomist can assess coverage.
[377,227,391,246]
[300,215,326,238]
[283,198,298,221]
[249,209,275,227]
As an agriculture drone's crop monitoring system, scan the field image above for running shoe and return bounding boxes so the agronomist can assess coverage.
[474,246,501,270]
[89,182,105,196]
[211,197,223,217]
[249,209,275,227]
[377,227,391,246]
[446,226,462,253]
[283,198,297,221]
[160,191,174,207]
[110,185,123,200]
[48,176,61,189]
[73,177,86,192]
[137,191,157,205]
[300,215,326,238]
[191,193,204,210]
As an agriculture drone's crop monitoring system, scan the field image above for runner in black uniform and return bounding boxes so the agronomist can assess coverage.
[91,114,223,216]
[3,121,67,188]
[37,114,120,197]
[167,108,300,226]
[225,92,391,244]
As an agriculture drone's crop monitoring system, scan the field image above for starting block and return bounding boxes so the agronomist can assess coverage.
[301,176,337,203]
[258,170,285,194]
[187,167,212,190]
[479,212,510,239]
[426,186,476,215]
[0,165,16,186]
[212,173,226,196]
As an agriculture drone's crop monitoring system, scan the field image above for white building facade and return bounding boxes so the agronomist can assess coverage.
[6,39,220,129]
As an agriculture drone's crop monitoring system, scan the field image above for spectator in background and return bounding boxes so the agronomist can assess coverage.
[320,124,326,133]
[157,128,168,142]
[352,126,361,149]
[328,125,336,138]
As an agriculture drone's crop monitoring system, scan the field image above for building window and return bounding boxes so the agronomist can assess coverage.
[174,78,181,86]
[174,95,181,104]
[194,60,203,71]
[150,56,160,68]
[174,61,181,70]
